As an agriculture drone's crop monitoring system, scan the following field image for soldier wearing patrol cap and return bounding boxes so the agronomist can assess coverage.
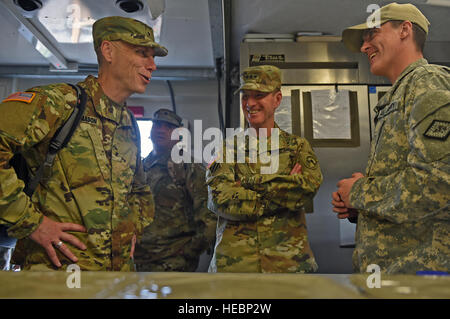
[206,65,323,273]
[332,3,450,273]
[0,16,167,271]
[134,108,216,272]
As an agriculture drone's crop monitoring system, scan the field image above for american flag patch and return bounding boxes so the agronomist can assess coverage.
[2,92,36,104]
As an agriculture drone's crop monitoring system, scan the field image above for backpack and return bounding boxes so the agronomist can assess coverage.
[12,84,87,196]
[0,84,87,247]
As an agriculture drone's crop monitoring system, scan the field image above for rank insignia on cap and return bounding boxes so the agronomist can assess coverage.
[2,92,36,104]
[423,120,450,140]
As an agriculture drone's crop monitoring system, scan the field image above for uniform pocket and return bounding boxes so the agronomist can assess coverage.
[431,220,449,255]
[368,100,406,174]
[114,127,138,189]
[58,124,104,189]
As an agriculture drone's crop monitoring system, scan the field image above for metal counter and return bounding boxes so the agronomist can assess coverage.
[0,271,448,299]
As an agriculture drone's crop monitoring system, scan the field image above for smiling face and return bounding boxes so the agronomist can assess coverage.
[241,89,282,131]
[360,22,403,79]
[109,41,157,95]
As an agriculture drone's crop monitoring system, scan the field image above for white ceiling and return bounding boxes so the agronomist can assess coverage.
[0,0,214,67]
[0,0,448,72]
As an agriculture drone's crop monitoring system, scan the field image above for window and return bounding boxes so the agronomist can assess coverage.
[137,120,153,158]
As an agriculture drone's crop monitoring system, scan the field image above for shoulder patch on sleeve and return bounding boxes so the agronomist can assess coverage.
[207,151,223,170]
[423,120,450,140]
[207,160,221,175]
[207,156,217,169]
[300,153,319,170]
[2,92,36,104]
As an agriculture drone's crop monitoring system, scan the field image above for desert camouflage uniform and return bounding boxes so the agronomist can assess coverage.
[0,75,154,271]
[350,59,450,273]
[207,125,322,273]
[134,151,216,271]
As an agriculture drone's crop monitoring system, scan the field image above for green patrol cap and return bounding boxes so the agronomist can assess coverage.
[151,108,182,127]
[234,65,281,94]
[342,2,430,52]
[93,16,168,57]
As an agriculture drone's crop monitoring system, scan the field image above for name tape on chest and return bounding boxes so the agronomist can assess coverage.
[375,101,399,121]
[423,120,450,140]
[2,92,36,104]
[81,115,98,125]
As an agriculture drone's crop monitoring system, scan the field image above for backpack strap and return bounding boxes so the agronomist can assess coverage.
[127,108,142,171]
[24,84,87,196]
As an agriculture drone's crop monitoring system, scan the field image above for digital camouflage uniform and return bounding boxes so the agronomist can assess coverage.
[207,125,323,273]
[342,3,449,274]
[134,150,216,272]
[0,75,154,271]
[349,59,450,273]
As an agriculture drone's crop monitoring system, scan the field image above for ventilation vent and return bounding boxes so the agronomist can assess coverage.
[115,0,144,13]
[13,0,42,11]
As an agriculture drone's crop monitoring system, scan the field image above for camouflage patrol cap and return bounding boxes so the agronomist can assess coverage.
[342,2,430,52]
[93,16,168,56]
[151,108,182,127]
[234,65,281,94]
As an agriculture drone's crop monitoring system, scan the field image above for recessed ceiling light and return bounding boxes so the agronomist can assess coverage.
[116,0,144,13]
[13,0,42,12]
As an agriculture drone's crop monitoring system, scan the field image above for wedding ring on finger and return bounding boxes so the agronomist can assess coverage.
[54,241,63,249]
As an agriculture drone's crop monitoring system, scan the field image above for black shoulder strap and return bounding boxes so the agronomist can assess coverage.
[54,84,87,150]
[23,84,87,196]
[127,108,142,170]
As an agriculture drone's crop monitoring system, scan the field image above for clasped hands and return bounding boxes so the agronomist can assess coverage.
[332,172,364,219]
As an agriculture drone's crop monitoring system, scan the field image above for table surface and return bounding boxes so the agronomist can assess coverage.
[0,271,448,299]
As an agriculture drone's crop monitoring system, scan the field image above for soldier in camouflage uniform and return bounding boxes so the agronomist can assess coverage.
[333,3,450,273]
[134,109,216,272]
[0,16,167,271]
[207,65,323,273]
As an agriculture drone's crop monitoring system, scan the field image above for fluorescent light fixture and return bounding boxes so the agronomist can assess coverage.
[37,0,94,44]
[146,0,165,19]
[425,0,450,7]
[36,0,162,44]
[148,15,162,43]
[2,0,163,70]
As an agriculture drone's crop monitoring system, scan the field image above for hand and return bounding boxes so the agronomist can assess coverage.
[290,163,302,175]
[332,191,360,220]
[336,172,364,208]
[28,216,87,268]
[345,208,359,220]
[130,234,136,258]
[351,172,365,179]
[332,191,349,218]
